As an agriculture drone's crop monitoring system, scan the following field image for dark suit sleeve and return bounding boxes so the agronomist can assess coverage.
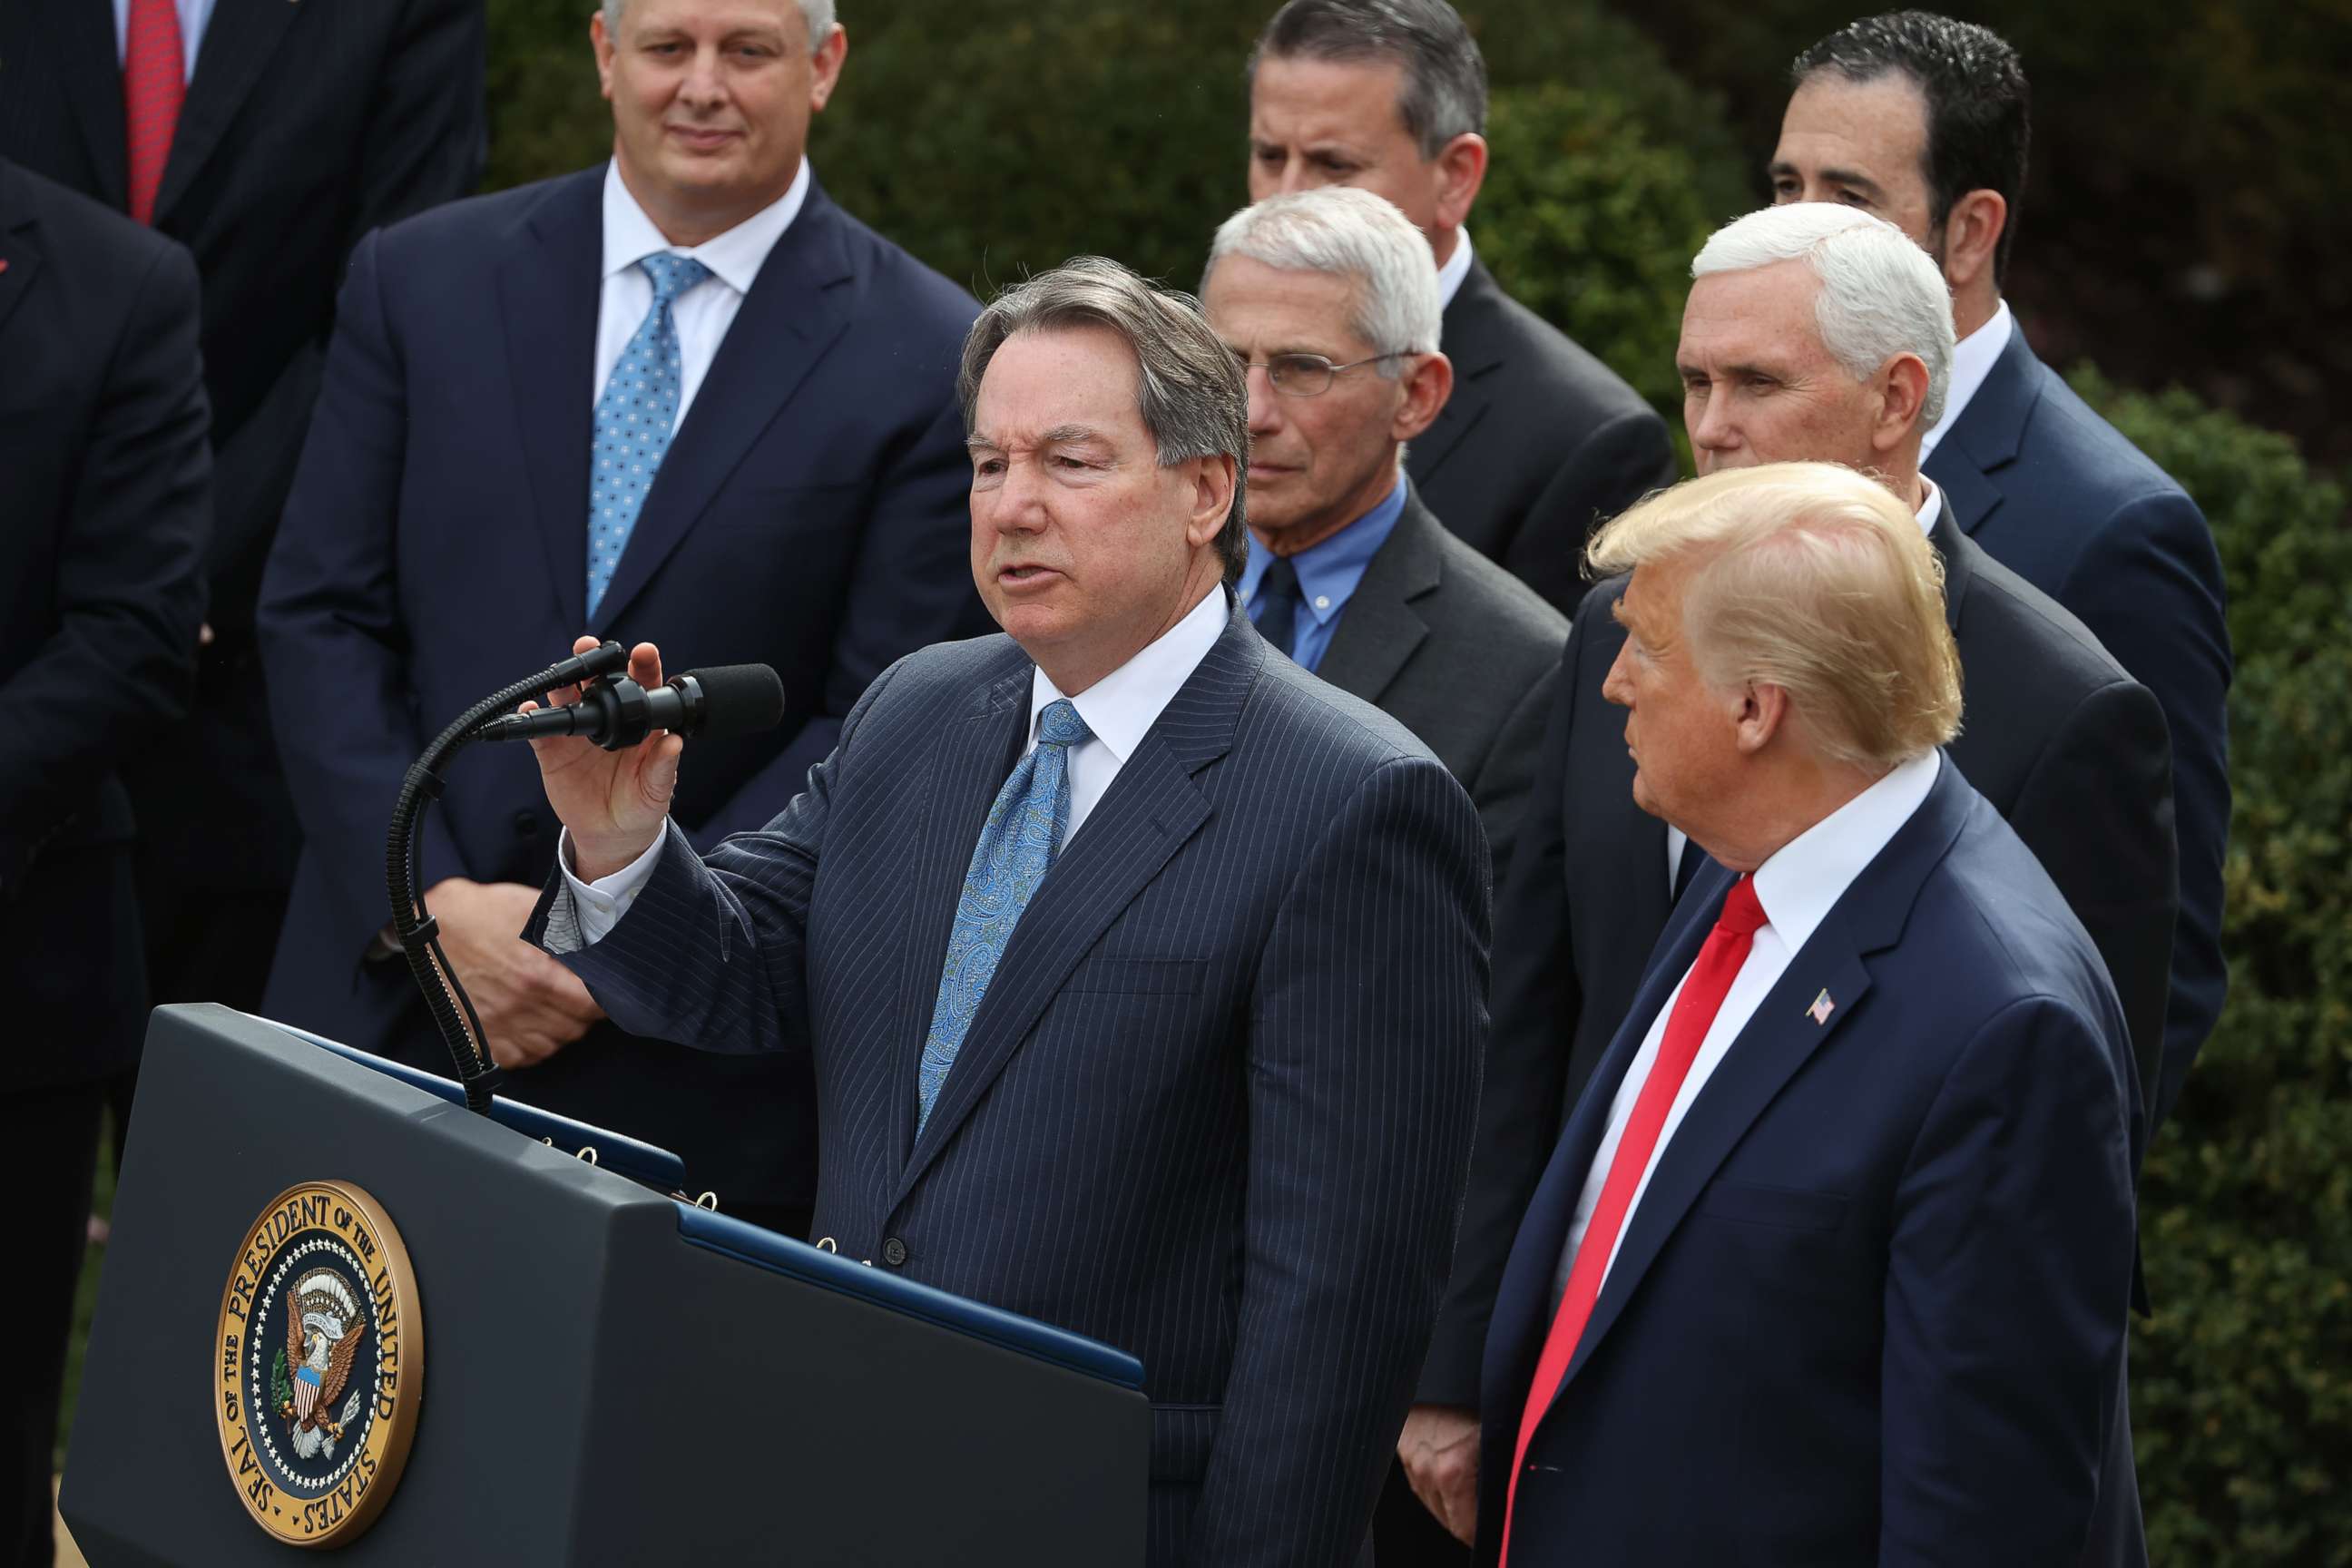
[1880,995,2135,1563]
[691,390,982,847]
[1186,756,1488,1567]
[258,229,466,958]
[0,241,209,884]
[2054,493,2231,1132]
[207,0,485,615]
[1503,407,1677,614]
[2002,677,2175,1154]
[1466,663,1554,889]
[1416,627,1582,1406]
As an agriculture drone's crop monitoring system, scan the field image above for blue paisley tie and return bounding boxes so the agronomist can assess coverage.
[917,698,1093,1131]
[587,252,710,617]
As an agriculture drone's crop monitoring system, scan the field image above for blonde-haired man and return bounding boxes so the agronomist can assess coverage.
[1473,461,2140,1566]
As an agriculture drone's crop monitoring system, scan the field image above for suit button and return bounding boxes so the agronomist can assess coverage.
[881,1237,908,1267]
[513,809,542,838]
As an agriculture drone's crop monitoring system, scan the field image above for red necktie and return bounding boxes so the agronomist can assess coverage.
[1497,873,1769,1564]
[123,0,186,225]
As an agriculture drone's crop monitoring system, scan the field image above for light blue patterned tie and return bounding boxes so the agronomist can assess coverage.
[587,252,710,617]
[917,699,1093,1132]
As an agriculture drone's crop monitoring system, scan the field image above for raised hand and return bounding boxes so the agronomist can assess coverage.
[524,636,685,880]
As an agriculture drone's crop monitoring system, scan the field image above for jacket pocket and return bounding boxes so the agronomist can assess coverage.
[1063,957,1207,995]
[1692,1180,1849,1233]
[1149,1403,1221,1482]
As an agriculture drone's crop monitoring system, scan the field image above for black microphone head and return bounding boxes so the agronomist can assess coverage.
[682,664,786,738]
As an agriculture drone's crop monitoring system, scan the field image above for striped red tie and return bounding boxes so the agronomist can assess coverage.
[1496,873,1769,1564]
[123,0,186,225]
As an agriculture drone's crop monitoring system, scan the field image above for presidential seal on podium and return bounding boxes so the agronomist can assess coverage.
[213,1181,422,1546]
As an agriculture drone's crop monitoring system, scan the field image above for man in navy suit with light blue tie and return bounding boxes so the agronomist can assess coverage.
[1477,465,2141,1566]
[259,0,982,1233]
[516,257,1489,1566]
[1772,11,2231,1134]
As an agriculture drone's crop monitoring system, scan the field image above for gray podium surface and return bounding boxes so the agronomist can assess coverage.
[62,1005,1148,1565]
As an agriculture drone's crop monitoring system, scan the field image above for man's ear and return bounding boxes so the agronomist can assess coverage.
[591,10,617,102]
[808,24,848,113]
[1871,353,1932,456]
[1392,350,1455,442]
[1184,454,1240,552]
[1736,682,1793,755]
[1431,132,1487,233]
[1938,188,2006,295]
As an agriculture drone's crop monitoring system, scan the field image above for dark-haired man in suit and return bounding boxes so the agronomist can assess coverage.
[1421,203,2168,1566]
[0,0,485,1044]
[259,0,982,1235]
[520,256,1487,1568]
[0,154,210,1567]
[1202,186,1565,880]
[1245,0,1674,612]
[1774,9,2230,1134]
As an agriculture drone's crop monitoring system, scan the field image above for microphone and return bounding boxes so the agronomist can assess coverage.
[478,664,785,751]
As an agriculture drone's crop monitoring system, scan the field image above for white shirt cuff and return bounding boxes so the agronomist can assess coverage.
[557,826,668,946]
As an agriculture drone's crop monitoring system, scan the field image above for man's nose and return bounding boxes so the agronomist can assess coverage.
[1272,156,1319,194]
[1245,366,1283,434]
[1687,394,1734,457]
[680,46,727,104]
[1601,641,1636,707]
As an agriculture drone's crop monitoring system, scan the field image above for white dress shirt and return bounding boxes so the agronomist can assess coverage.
[112,0,212,80]
[1918,299,2014,461]
[1435,225,1475,314]
[1664,482,1943,892]
[1557,749,1943,1308]
[559,584,1232,941]
[594,157,811,426]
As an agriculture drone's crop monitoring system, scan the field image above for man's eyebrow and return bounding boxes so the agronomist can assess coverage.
[964,433,1001,453]
[1818,166,1885,198]
[1040,424,1110,446]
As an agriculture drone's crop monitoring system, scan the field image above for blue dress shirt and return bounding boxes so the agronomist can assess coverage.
[1239,474,1407,673]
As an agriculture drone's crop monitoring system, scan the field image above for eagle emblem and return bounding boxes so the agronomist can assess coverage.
[271,1268,368,1460]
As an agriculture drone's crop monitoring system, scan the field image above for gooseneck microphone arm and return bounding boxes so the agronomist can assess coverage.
[386,641,631,1114]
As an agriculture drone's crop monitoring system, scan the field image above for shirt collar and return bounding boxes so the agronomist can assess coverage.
[1916,477,1943,536]
[1919,299,2014,458]
[1027,583,1229,765]
[1237,471,1408,626]
[1436,225,1475,312]
[1749,750,1942,955]
[600,156,812,295]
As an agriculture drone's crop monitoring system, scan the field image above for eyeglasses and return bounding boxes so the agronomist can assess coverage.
[1236,350,1410,397]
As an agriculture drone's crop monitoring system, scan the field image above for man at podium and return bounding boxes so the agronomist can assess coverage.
[515,257,1490,1567]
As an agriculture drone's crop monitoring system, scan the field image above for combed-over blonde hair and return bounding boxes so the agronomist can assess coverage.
[1587,463,1963,769]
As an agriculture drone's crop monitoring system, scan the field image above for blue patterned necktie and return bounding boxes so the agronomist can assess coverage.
[587,252,711,617]
[917,698,1093,1131]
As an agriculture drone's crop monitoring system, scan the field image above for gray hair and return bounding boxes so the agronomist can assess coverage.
[1692,204,1955,426]
[958,258,1251,587]
[602,0,837,50]
[1205,187,1442,364]
[1247,0,1487,157]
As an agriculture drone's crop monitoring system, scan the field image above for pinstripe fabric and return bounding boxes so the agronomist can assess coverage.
[535,602,1491,1567]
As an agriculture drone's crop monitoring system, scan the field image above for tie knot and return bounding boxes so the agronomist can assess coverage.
[1036,698,1091,750]
[1716,874,1769,938]
[639,253,712,305]
[1255,555,1301,603]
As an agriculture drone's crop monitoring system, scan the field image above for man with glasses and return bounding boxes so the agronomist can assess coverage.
[1202,188,1565,879]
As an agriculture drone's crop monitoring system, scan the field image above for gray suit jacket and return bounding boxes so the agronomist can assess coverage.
[1317,485,1569,882]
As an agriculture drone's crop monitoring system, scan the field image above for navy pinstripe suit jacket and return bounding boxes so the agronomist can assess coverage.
[533,600,1491,1566]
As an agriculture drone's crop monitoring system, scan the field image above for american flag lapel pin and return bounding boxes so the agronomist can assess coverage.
[1807,989,1836,1025]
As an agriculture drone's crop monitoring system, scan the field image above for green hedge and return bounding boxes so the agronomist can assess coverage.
[2075,369,2352,1565]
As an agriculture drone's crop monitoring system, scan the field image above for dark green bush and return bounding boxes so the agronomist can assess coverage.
[2074,368,2352,1565]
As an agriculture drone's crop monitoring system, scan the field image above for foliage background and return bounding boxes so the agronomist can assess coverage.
[69,4,2352,1563]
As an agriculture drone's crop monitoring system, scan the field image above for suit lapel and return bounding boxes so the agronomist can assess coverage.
[890,607,1260,1205]
[497,170,605,634]
[588,182,858,632]
[31,0,127,209]
[1314,485,1437,702]
[1930,512,1975,637]
[1410,260,1506,483]
[887,664,1034,1170]
[0,178,40,345]
[1923,319,2043,538]
[153,0,301,225]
